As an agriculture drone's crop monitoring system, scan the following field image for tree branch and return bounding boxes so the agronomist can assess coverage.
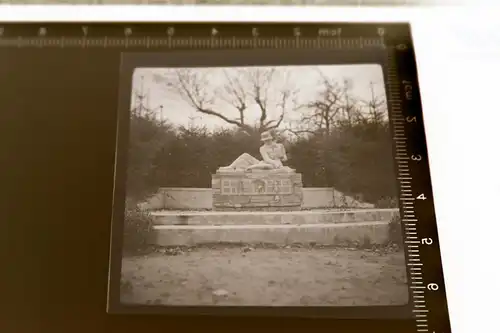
[220,69,248,125]
[284,128,317,138]
[171,69,253,133]
[245,68,276,128]
[160,67,294,134]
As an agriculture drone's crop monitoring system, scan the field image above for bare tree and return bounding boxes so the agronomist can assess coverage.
[340,78,356,126]
[287,70,364,137]
[360,81,388,124]
[153,67,299,135]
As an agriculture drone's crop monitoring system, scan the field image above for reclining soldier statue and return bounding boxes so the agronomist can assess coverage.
[218,131,294,173]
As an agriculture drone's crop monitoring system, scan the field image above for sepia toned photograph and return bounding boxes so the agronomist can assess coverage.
[111,60,408,310]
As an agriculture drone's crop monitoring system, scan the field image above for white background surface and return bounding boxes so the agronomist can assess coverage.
[2,5,500,333]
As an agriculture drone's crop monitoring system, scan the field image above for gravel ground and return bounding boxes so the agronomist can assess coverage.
[120,246,409,306]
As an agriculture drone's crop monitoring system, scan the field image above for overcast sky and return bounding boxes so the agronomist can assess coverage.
[131,64,386,130]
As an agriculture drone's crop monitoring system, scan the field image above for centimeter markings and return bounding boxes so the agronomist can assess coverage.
[0,36,385,49]
[0,25,389,48]
[387,47,429,333]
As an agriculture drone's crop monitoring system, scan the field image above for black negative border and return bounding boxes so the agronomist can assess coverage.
[108,48,414,319]
[389,33,452,333]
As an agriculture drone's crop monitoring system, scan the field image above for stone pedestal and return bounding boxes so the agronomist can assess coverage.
[211,169,303,211]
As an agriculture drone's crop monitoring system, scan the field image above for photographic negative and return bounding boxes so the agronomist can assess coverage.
[0,20,450,333]
[109,50,409,316]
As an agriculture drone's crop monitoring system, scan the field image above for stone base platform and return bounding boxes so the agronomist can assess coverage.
[151,222,390,247]
[150,208,399,226]
[148,208,399,247]
[138,187,376,211]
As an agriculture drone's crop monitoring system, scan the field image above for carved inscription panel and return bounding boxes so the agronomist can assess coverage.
[220,178,292,195]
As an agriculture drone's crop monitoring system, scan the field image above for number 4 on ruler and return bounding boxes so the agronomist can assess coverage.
[416,194,427,200]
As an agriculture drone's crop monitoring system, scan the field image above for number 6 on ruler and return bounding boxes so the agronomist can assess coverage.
[427,283,439,291]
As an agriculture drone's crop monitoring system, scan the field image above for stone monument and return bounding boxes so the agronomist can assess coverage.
[212,131,303,211]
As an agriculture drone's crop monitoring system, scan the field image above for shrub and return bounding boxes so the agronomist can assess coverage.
[387,215,403,247]
[376,196,399,208]
[122,203,154,256]
[126,114,175,201]
[127,112,399,209]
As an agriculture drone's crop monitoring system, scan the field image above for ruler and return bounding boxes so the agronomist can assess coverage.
[0,23,390,49]
[0,22,451,333]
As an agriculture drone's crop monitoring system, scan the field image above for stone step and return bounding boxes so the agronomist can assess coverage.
[150,221,390,247]
[150,208,399,226]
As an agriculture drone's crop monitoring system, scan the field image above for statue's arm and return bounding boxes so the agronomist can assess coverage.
[280,144,288,162]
